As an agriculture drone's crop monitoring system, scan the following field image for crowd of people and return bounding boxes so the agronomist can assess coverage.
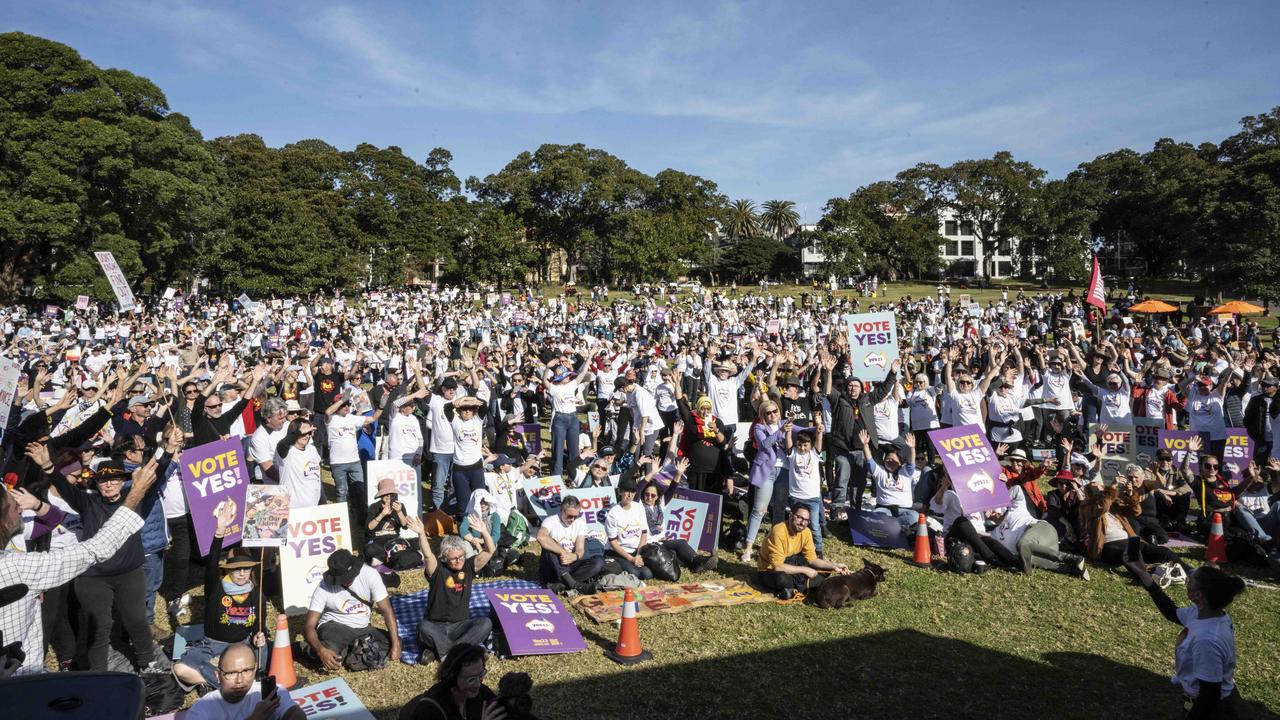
[2,278,1275,717]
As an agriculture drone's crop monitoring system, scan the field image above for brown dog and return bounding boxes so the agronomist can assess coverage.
[811,559,887,609]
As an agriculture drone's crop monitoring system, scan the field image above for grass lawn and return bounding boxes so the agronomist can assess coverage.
[154,469,1280,720]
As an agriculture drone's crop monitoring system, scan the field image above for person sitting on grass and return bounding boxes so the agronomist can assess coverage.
[861,430,922,535]
[603,474,653,580]
[405,514,495,664]
[988,486,1090,579]
[1081,483,1187,569]
[535,496,603,594]
[459,490,519,576]
[756,504,849,600]
[636,457,719,573]
[400,643,527,720]
[302,549,402,671]
[185,643,303,720]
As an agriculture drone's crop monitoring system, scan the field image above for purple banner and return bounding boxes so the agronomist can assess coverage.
[928,424,1009,514]
[1222,429,1250,480]
[514,423,543,456]
[181,437,250,555]
[673,487,722,553]
[848,510,910,549]
[484,587,587,656]
[1157,429,1209,475]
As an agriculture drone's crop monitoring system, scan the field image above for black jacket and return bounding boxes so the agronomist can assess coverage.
[1243,392,1280,442]
[827,372,898,455]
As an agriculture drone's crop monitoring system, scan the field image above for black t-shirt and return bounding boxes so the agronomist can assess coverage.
[424,558,476,624]
[313,370,343,409]
[779,395,815,425]
[367,501,403,537]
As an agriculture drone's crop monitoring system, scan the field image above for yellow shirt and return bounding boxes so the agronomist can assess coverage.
[757,522,816,572]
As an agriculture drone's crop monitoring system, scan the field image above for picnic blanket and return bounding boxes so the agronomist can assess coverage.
[390,579,542,664]
[1163,532,1205,549]
[569,579,776,623]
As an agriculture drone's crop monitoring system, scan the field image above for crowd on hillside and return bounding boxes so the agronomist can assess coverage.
[1,280,1274,719]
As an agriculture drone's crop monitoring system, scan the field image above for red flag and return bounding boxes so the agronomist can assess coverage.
[1085,256,1106,309]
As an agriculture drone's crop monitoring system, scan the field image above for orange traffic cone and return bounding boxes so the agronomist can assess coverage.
[1205,512,1228,565]
[604,587,652,665]
[267,613,302,689]
[907,513,932,568]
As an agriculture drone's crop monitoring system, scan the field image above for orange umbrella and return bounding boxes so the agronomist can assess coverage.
[1128,299,1178,313]
[1208,300,1265,315]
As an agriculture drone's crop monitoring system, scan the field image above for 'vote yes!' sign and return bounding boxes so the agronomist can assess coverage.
[844,312,897,381]
[181,436,250,555]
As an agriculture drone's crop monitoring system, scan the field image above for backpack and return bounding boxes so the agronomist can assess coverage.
[1225,528,1270,567]
[946,538,975,574]
[344,631,390,671]
[142,671,185,716]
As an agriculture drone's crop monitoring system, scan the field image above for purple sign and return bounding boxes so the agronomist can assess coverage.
[181,437,250,555]
[849,510,910,549]
[484,587,586,656]
[927,424,1010,514]
[1157,429,1209,475]
[673,487,722,553]
[514,423,542,456]
[1222,429,1250,480]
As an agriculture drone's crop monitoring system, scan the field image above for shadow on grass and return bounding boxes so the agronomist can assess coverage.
[377,628,1273,720]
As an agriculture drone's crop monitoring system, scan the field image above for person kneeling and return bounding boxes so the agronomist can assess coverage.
[406,515,495,664]
[186,643,303,720]
[757,504,849,600]
[535,496,603,593]
[303,549,402,671]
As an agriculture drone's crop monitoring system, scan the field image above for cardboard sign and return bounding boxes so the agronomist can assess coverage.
[1094,425,1134,480]
[280,504,351,614]
[0,357,20,446]
[514,422,543,456]
[844,311,897,381]
[1222,429,1250,480]
[241,485,291,548]
[520,475,565,519]
[848,510,910,549]
[571,486,617,545]
[586,411,600,434]
[181,437,250,555]
[1132,417,1164,468]
[75,295,90,310]
[364,459,422,538]
[484,587,587,656]
[1157,429,1207,475]
[670,487,723,553]
[928,425,1010,513]
[291,677,375,720]
[94,251,136,312]
[767,319,781,335]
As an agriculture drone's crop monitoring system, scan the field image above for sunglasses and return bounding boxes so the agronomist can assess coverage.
[1203,464,1219,470]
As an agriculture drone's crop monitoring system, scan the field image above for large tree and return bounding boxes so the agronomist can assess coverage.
[0,32,222,302]
[818,180,941,280]
[760,199,800,240]
[724,199,762,240]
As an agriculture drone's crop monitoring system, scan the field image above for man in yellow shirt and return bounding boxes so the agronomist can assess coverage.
[757,505,849,600]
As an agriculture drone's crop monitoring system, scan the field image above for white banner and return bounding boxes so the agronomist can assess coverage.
[280,503,351,614]
[93,251,136,312]
[0,356,21,446]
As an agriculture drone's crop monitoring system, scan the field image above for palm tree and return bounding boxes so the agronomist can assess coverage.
[725,199,761,240]
[760,199,801,241]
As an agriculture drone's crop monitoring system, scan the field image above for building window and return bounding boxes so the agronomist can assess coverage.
[960,240,975,256]
[946,241,959,256]
[945,220,958,236]
[960,220,975,236]
[997,261,1012,277]
[997,239,1011,255]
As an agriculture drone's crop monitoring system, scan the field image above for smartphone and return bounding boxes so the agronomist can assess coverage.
[260,674,277,699]
[1123,536,1142,564]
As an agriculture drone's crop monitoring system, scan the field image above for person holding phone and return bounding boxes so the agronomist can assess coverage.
[185,644,303,720]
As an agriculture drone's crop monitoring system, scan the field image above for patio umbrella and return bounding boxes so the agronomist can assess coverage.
[1208,300,1265,315]
[1128,299,1178,314]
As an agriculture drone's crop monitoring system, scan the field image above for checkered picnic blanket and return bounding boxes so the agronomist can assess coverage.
[390,578,543,664]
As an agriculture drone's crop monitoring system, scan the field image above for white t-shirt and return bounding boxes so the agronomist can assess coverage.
[451,415,485,466]
[1173,606,1236,699]
[541,513,586,553]
[159,463,188,520]
[928,489,982,534]
[1040,369,1075,411]
[428,394,455,454]
[307,564,387,629]
[628,386,664,436]
[186,683,295,720]
[276,442,322,508]
[871,461,918,509]
[388,412,424,461]
[1186,388,1227,440]
[604,501,648,554]
[907,388,940,431]
[249,424,288,475]
[546,380,581,415]
[788,448,822,499]
[326,412,366,465]
[990,498,1037,555]
[948,388,984,427]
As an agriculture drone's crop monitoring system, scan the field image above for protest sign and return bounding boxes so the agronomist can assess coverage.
[571,486,617,545]
[844,311,897,381]
[586,411,600,434]
[672,487,722,552]
[1132,417,1164,468]
[281,504,351,614]
[75,295,90,310]
[0,357,20,446]
[767,319,781,335]
[501,292,512,306]
[928,425,1009,513]
[848,510,911,549]
[181,437,250,555]
[241,485,291,548]
[1222,429,1250,480]
[521,475,565,519]
[162,287,177,300]
[653,307,667,324]
[484,587,587,656]
[1158,429,1206,474]
[514,422,543,455]
[1094,425,1134,480]
[291,677,375,720]
[93,251,136,312]
[364,459,422,537]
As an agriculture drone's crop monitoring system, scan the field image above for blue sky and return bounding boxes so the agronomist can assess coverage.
[6,1,1278,222]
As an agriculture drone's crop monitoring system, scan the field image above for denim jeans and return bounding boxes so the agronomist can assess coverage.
[430,452,454,510]
[606,550,654,580]
[330,461,363,503]
[142,551,164,625]
[832,450,867,511]
[416,617,493,663]
[551,411,580,478]
[790,496,825,553]
[451,462,484,517]
[746,466,789,544]
[1235,505,1276,543]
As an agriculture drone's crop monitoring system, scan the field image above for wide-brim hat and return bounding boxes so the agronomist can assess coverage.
[220,549,257,570]
[781,376,804,389]
[375,478,397,498]
[323,549,362,586]
[1048,469,1078,488]
[713,361,737,374]
[284,399,303,412]
[1003,449,1029,463]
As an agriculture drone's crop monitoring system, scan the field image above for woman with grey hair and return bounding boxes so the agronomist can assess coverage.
[405,513,495,664]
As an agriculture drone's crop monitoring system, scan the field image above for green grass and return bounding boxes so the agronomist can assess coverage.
[153,476,1280,720]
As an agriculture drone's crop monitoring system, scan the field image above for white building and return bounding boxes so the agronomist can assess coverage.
[797,208,1020,279]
